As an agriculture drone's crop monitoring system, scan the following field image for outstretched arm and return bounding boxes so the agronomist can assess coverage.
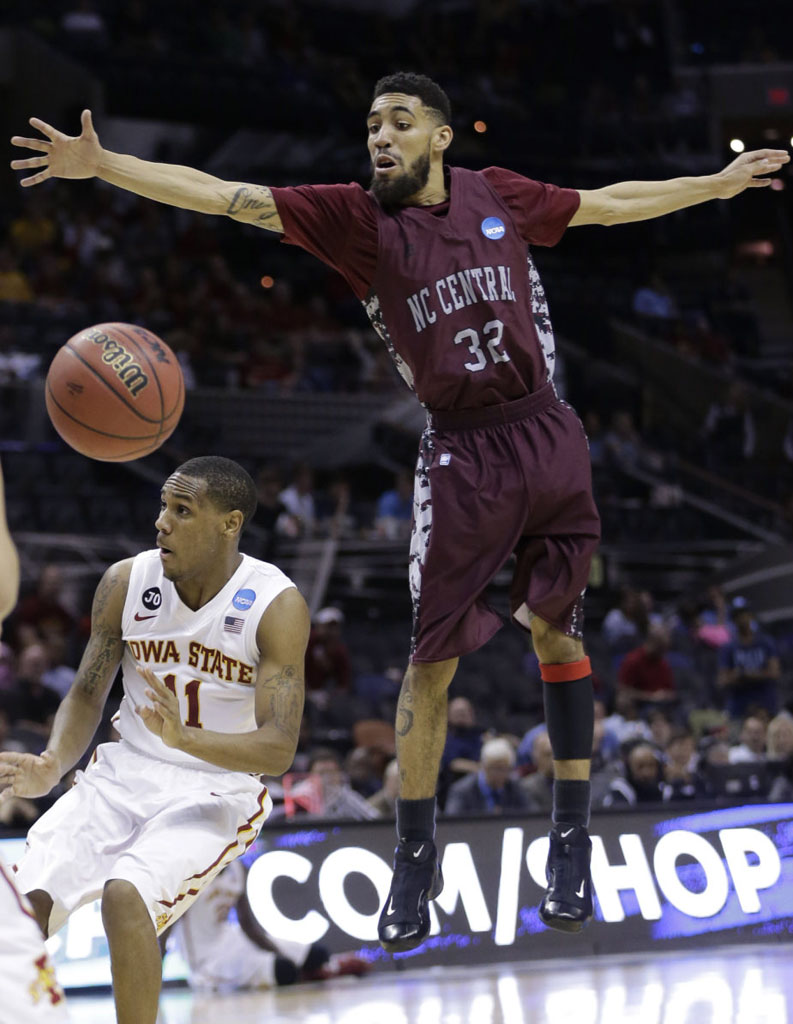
[11,109,284,233]
[0,559,130,800]
[137,585,309,774]
[0,463,19,635]
[570,149,790,227]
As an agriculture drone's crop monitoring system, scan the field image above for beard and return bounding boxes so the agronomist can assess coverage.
[370,149,431,209]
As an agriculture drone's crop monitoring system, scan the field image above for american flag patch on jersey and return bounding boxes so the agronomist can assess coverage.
[224,616,244,634]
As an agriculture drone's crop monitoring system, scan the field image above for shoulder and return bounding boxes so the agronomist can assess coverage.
[255,583,310,652]
[271,181,373,217]
[92,557,135,625]
[242,556,302,605]
[102,557,136,593]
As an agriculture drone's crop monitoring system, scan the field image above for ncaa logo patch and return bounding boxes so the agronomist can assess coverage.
[232,588,256,611]
[481,216,505,240]
[142,587,162,610]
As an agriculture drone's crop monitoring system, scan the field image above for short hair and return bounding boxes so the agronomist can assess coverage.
[481,737,516,766]
[309,747,342,772]
[173,456,257,526]
[373,72,451,126]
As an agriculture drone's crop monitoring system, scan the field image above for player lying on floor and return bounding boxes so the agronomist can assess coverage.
[171,858,370,991]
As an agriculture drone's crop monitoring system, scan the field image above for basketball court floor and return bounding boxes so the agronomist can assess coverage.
[66,943,792,1023]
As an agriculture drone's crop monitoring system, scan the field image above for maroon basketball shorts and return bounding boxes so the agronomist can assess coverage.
[409,382,601,663]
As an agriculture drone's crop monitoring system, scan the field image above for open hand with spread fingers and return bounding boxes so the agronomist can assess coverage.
[136,665,186,749]
[10,108,103,187]
[714,148,790,199]
[0,749,62,802]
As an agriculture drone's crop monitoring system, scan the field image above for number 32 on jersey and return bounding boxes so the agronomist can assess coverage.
[454,318,510,372]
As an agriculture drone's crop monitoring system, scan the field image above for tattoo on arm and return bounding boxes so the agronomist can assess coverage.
[262,665,303,744]
[74,569,123,699]
[76,630,123,699]
[225,184,281,228]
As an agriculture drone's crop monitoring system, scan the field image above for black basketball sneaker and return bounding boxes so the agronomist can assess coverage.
[377,839,443,953]
[538,822,593,933]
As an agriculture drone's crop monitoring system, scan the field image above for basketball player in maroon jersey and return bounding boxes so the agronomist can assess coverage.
[11,74,790,951]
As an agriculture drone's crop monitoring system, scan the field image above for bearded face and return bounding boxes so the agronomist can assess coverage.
[370,148,431,209]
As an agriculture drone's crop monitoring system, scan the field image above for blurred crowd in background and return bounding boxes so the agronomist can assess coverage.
[1,562,792,830]
[2,0,793,828]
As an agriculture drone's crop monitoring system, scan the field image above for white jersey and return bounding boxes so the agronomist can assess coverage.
[0,857,68,1023]
[117,549,295,769]
[175,859,311,990]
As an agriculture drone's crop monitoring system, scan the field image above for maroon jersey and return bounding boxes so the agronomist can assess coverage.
[271,167,579,410]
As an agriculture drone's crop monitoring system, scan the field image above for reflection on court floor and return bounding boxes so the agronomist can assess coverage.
[67,944,792,1024]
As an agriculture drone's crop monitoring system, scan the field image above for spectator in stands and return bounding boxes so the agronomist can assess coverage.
[631,272,679,330]
[441,696,484,781]
[696,586,734,646]
[582,411,606,467]
[40,633,76,700]
[647,707,673,750]
[618,623,677,706]
[251,465,292,561]
[374,469,414,540]
[601,586,648,654]
[766,712,793,767]
[604,410,643,469]
[0,642,60,736]
[702,379,756,472]
[766,713,793,799]
[9,197,57,256]
[661,727,703,800]
[277,463,316,538]
[368,758,400,818]
[519,729,554,813]
[717,599,780,718]
[603,689,653,747]
[278,748,380,821]
[14,564,76,645]
[304,606,351,696]
[768,759,793,803]
[728,715,767,764]
[445,738,534,817]
[602,740,664,807]
[344,746,383,799]
[0,247,34,303]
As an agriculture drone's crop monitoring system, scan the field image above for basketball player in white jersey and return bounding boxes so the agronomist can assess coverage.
[0,461,68,1023]
[0,455,309,1024]
[173,857,370,991]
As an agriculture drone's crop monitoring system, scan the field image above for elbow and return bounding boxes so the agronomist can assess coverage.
[259,743,296,778]
[598,198,624,227]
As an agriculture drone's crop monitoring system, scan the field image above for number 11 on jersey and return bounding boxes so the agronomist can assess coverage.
[163,674,203,728]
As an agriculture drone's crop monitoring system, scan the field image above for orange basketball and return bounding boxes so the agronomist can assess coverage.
[45,322,185,462]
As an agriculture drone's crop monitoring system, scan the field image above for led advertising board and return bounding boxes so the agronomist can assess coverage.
[244,804,793,967]
[2,803,791,986]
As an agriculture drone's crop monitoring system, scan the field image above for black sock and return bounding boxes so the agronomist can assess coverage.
[274,956,298,986]
[553,778,591,827]
[396,796,436,842]
[540,658,594,829]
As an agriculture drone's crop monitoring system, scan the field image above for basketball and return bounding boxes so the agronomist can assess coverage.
[45,322,185,462]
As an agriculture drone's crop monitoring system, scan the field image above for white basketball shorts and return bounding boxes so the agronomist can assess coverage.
[0,857,68,1023]
[14,740,271,936]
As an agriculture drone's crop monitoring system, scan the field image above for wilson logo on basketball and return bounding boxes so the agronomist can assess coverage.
[87,328,149,397]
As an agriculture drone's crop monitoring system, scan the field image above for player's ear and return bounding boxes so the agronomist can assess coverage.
[433,125,453,153]
[224,510,244,539]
